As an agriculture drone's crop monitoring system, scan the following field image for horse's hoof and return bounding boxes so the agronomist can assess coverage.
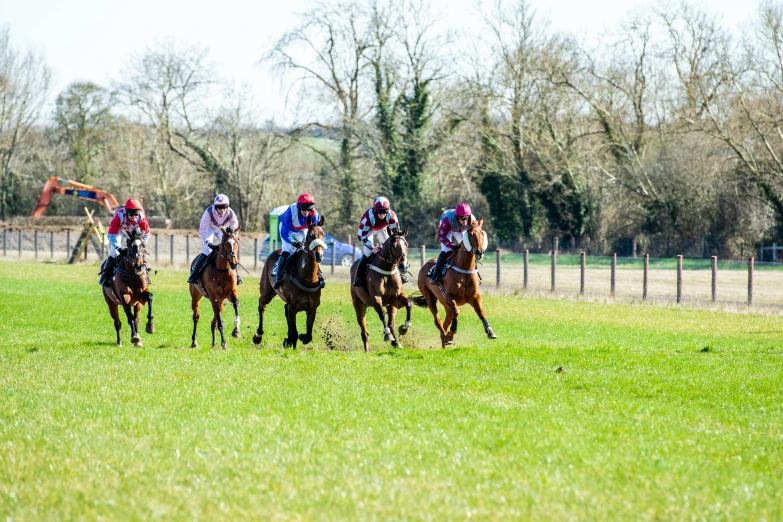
[191,341,198,348]
[252,333,262,345]
[487,328,497,339]
[443,340,454,346]
[133,340,143,348]
[384,334,393,342]
[392,340,402,348]
[298,334,312,345]
[146,323,155,334]
[221,345,227,350]
[231,329,241,338]
[398,325,409,336]
[131,335,141,345]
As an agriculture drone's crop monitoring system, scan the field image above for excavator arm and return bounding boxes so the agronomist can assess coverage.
[32,176,120,218]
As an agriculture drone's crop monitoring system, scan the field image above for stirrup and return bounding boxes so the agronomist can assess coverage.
[401,274,409,284]
[273,276,284,289]
[236,274,243,285]
[352,276,363,287]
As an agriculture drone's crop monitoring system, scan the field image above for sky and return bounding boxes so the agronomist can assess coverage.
[1,0,757,125]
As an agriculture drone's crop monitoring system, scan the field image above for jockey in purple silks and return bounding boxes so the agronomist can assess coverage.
[273,193,322,289]
[188,194,242,285]
[430,202,476,284]
[352,197,408,287]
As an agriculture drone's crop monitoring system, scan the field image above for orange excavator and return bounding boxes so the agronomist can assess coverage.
[32,176,120,218]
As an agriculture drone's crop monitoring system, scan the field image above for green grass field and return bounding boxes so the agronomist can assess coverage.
[1,260,781,520]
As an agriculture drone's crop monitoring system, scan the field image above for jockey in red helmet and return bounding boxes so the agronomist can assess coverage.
[430,203,476,284]
[273,193,323,289]
[352,196,407,287]
[188,194,242,285]
[100,198,151,286]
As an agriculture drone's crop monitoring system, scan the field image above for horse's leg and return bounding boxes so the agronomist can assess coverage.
[230,289,241,338]
[353,298,370,352]
[212,298,227,349]
[145,292,155,334]
[298,306,316,345]
[469,294,497,339]
[190,288,202,348]
[392,295,413,336]
[106,297,122,346]
[422,287,448,346]
[371,296,391,342]
[133,303,144,347]
[386,304,401,348]
[122,302,139,346]
[284,303,298,349]
[253,269,276,345]
[210,299,219,349]
[444,298,460,345]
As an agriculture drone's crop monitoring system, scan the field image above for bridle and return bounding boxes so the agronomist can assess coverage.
[301,226,327,262]
[463,225,487,260]
[376,234,409,272]
[216,233,239,271]
[120,236,147,276]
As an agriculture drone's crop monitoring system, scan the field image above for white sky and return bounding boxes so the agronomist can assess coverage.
[1,0,756,125]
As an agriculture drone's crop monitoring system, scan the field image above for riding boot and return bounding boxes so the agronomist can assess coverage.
[353,255,369,287]
[187,253,207,284]
[100,256,117,286]
[273,251,291,289]
[430,252,447,284]
[318,267,326,289]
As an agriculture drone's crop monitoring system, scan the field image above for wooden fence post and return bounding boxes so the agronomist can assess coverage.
[748,257,754,306]
[643,254,649,300]
[496,248,501,287]
[154,233,158,263]
[66,230,70,257]
[169,234,174,265]
[254,238,258,272]
[420,245,426,267]
[34,230,38,258]
[677,255,683,303]
[711,256,717,303]
[50,231,54,258]
[611,253,616,297]
[523,249,529,290]
[2,229,6,256]
[551,248,557,292]
[580,251,586,296]
[186,234,190,264]
[331,238,336,275]
[18,230,22,257]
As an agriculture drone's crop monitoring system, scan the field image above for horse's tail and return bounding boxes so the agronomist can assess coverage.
[409,292,428,308]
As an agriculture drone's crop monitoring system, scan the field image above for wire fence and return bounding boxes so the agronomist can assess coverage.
[4,228,782,309]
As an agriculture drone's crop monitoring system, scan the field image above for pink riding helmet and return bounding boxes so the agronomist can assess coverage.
[456,203,471,216]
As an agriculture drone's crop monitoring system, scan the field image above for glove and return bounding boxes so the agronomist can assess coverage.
[292,241,303,249]
[451,244,461,251]
[371,246,381,254]
[208,244,219,251]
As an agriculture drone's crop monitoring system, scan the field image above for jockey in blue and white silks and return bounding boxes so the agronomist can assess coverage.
[273,193,323,288]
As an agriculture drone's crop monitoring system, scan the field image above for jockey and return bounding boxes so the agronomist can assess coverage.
[273,193,321,289]
[187,194,242,285]
[430,202,476,284]
[99,198,151,286]
[352,196,407,287]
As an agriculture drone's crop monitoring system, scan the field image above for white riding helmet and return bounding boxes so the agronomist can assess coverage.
[214,194,230,206]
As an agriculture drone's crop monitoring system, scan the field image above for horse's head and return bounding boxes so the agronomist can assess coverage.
[123,227,147,274]
[305,215,327,263]
[464,218,488,261]
[382,226,409,273]
[219,225,240,269]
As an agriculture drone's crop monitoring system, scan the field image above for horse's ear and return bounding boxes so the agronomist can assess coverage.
[235,225,240,233]
[220,226,226,234]
[478,217,484,227]
[402,227,408,236]
[318,215,325,227]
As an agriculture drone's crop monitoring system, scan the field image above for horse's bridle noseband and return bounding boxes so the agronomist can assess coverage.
[376,235,409,269]
[216,235,239,270]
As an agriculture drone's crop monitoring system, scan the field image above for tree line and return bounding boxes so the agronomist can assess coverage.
[2,1,783,257]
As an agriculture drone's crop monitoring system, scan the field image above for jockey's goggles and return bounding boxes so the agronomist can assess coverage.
[376,209,388,215]
[215,205,229,210]
[457,215,469,221]
[127,209,140,216]
[298,204,314,211]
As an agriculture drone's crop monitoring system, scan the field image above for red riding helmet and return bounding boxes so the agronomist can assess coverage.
[125,198,143,211]
[456,203,471,216]
[373,197,391,211]
[297,193,315,210]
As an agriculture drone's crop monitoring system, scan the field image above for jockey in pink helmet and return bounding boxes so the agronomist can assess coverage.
[187,194,242,285]
[352,196,407,287]
[431,202,476,284]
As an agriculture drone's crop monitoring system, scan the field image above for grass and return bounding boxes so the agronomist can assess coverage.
[0,260,782,520]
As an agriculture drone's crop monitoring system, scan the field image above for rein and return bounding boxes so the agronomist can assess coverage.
[371,235,408,276]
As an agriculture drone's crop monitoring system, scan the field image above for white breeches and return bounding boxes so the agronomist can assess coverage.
[441,231,464,252]
[362,228,389,257]
[202,234,219,256]
[282,231,306,253]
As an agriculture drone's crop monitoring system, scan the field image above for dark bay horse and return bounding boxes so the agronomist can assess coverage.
[102,228,154,347]
[350,227,412,351]
[189,226,241,349]
[413,219,498,347]
[253,215,326,348]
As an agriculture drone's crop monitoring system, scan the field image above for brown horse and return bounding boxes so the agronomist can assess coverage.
[102,228,154,347]
[413,219,498,347]
[189,226,241,349]
[253,215,326,348]
[350,227,412,351]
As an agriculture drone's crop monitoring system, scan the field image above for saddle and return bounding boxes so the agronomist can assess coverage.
[272,250,304,277]
[426,251,459,278]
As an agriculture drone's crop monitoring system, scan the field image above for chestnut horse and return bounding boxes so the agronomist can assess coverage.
[413,219,498,347]
[350,227,412,351]
[102,228,154,347]
[189,226,241,349]
[253,215,326,348]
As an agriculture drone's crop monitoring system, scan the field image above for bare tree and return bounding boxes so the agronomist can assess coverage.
[0,27,51,219]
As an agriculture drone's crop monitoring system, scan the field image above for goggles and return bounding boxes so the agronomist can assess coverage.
[127,210,140,216]
[215,205,229,210]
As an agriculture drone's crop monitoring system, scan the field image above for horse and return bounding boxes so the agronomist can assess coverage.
[189,225,241,349]
[412,218,498,347]
[253,215,326,348]
[350,227,413,352]
[102,228,154,347]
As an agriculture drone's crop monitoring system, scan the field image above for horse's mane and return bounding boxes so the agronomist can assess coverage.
[127,227,144,241]
[225,225,237,236]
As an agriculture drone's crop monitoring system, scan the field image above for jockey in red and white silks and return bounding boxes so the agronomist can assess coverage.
[431,202,476,284]
[198,194,239,256]
[353,196,406,286]
[100,198,151,286]
[188,194,242,285]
